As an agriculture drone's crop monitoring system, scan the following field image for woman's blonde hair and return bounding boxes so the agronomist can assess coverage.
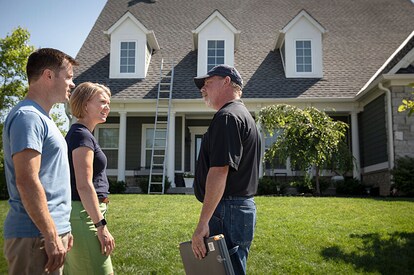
[69,82,111,118]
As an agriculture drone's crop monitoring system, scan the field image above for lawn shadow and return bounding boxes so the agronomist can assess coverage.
[321,231,414,274]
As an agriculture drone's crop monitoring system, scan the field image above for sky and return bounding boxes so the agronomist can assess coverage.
[0,0,107,58]
[0,0,107,129]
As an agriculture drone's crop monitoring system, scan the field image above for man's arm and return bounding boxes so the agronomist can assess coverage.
[192,165,229,259]
[13,149,67,273]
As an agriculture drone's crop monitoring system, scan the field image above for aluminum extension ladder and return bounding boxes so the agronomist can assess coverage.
[148,59,174,194]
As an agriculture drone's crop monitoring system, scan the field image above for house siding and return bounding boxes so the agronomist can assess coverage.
[358,95,388,167]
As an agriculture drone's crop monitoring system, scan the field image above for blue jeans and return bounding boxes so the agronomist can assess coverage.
[208,197,257,275]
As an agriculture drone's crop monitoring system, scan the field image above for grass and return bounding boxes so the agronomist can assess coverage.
[0,195,413,274]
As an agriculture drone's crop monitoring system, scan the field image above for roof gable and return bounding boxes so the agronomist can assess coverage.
[192,10,241,50]
[104,11,160,51]
[275,9,327,50]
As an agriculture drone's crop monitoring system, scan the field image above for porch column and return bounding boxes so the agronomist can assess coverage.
[167,111,176,187]
[117,111,127,182]
[351,111,361,180]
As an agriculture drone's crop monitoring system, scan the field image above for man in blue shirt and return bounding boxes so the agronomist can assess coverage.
[2,48,78,275]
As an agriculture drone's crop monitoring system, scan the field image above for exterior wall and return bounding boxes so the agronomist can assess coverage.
[361,169,390,196]
[284,17,323,78]
[392,85,414,159]
[358,95,391,195]
[358,95,388,167]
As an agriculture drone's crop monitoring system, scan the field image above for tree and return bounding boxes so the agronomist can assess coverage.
[258,104,349,194]
[398,83,414,116]
[0,27,35,169]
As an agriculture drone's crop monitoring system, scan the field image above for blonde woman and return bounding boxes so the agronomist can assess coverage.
[64,82,115,274]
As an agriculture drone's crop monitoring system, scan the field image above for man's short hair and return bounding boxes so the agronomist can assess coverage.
[26,48,78,84]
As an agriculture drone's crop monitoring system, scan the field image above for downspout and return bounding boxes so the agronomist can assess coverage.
[378,83,395,170]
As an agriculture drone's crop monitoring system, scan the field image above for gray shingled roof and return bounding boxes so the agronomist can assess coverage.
[74,0,414,100]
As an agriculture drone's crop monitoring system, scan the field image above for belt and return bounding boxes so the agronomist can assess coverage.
[99,197,110,204]
[222,196,253,200]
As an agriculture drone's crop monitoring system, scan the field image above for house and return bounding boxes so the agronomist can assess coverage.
[74,0,414,195]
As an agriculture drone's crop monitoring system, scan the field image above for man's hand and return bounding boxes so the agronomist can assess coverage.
[67,233,74,252]
[44,235,67,273]
[191,222,209,259]
[97,226,115,256]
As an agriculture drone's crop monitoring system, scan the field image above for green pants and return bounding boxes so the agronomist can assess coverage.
[64,201,113,275]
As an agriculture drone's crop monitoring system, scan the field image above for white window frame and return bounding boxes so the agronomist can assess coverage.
[207,40,225,71]
[119,40,137,75]
[141,124,167,170]
[95,124,120,175]
[295,39,313,74]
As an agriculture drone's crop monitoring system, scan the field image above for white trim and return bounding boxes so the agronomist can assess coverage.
[119,40,137,75]
[361,162,389,174]
[357,30,414,96]
[192,10,240,50]
[188,126,208,174]
[105,11,160,50]
[141,123,167,170]
[294,39,313,74]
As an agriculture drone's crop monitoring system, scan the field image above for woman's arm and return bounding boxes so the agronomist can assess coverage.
[72,147,115,256]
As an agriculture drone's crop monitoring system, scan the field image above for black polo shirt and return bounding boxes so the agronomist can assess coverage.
[194,100,262,202]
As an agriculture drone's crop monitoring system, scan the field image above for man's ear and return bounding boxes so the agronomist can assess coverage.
[42,68,53,80]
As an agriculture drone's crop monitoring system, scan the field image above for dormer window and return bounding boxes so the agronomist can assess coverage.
[296,40,312,73]
[274,10,326,78]
[120,41,136,73]
[104,11,160,79]
[192,10,240,77]
[207,40,225,71]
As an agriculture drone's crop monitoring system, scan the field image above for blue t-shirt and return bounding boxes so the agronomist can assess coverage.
[2,99,71,239]
[66,123,109,201]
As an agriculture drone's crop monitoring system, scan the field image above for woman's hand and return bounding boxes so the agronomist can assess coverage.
[97,226,115,256]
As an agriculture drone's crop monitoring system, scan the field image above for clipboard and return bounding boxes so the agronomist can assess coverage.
[179,234,235,275]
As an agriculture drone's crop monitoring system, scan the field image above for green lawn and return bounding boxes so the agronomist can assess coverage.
[1,195,413,274]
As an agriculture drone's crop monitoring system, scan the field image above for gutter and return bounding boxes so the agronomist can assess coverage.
[378,82,394,170]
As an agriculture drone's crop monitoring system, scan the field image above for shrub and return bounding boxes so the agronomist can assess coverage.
[257,176,280,195]
[137,176,171,194]
[391,156,414,196]
[108,179,126,194]
[335,177,365,195]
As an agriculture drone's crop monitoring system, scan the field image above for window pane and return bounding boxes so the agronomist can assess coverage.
[208,57,215,64]
[216,57,224,64]
[120,66,127,73]
[99,128,119,148]
[208,41,215,47]
[217,40,224,48]
[121,42,128,49]
[296,41,303,48]
[297,64,304,72]
[304,49,311,56]
[127,66,135,73]
[304,41,311,48]
[305,65,312,72]
[216,49,224,56]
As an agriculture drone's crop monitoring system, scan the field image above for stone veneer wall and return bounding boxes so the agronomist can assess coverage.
[392,85,414,159]
[361,169,390,196]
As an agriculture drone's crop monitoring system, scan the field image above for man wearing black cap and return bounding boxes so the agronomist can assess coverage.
[191,64,261,274]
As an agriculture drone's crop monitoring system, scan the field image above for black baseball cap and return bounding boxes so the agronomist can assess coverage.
[194,64,243,90]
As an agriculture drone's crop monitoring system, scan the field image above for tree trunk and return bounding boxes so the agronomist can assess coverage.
[315,166,321,195]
